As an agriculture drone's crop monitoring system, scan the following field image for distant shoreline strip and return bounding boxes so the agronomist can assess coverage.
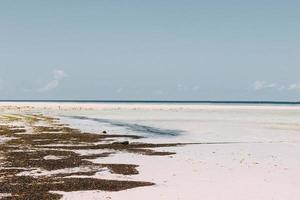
[0,100,300,105]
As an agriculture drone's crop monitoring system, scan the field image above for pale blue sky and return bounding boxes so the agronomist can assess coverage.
[0,0,300,101]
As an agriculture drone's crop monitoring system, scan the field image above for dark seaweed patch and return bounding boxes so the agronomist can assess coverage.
[0,114,178,199]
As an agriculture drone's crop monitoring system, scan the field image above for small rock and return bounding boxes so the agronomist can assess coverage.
[112,141,129,145]
[102,130,107,134]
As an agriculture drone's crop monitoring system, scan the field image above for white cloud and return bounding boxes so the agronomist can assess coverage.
[253,81,282,90]
[288,83,300,91]
[38,70,66,92]
[253,80,300,91]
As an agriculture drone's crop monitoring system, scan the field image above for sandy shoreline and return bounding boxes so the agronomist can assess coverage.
[1,101,300,112]
[0,112,181,199]
[0,103,300,200]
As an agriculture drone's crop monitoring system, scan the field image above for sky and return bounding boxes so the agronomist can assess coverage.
[0,0,300,101]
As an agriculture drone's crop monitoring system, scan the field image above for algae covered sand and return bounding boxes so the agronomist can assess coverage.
[0,113,179,199]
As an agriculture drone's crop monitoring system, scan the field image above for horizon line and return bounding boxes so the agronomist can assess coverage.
[0,100,300,105]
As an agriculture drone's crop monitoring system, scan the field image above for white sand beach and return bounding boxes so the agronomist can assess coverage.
[0,102,300,200]
[2,0,300,199]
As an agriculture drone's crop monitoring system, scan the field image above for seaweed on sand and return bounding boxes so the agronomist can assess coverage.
[0,114,178,199]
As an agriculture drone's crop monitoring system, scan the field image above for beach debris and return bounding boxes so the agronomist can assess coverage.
[112,141,130,145]
[0,113,179,199]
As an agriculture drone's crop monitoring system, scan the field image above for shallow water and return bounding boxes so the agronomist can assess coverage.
[57,103,300,144]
